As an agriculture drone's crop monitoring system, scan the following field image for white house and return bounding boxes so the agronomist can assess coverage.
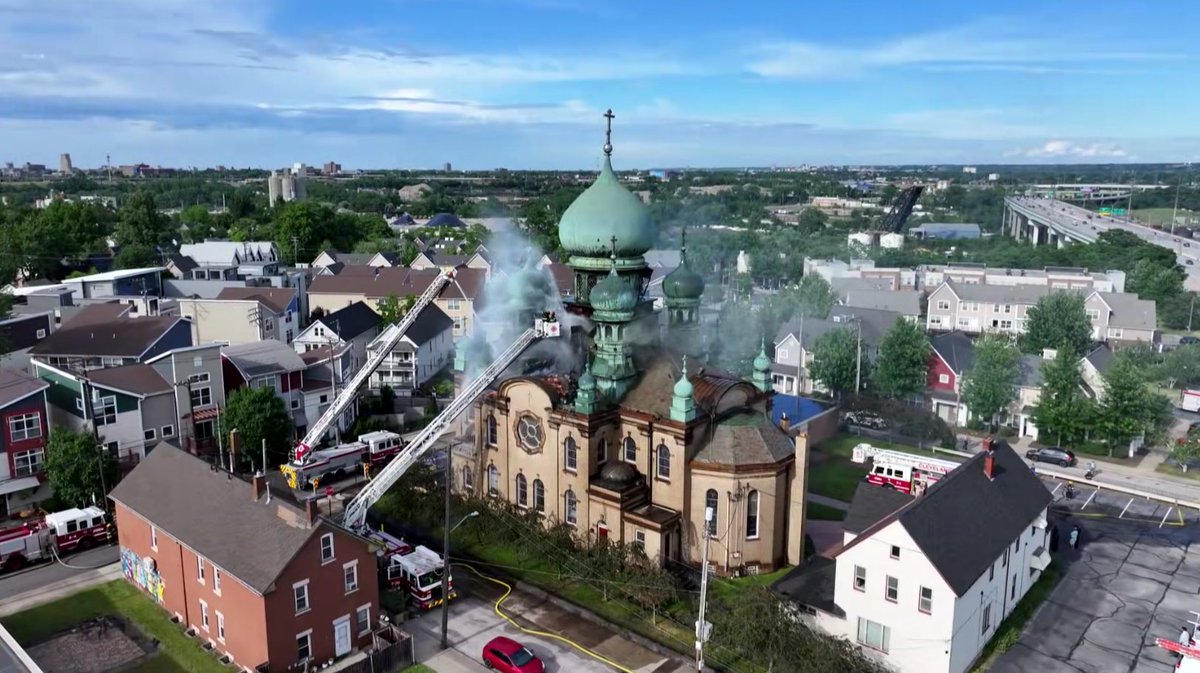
[292,301,382,370]
[366,305,454,392]
[776,440,1052,673]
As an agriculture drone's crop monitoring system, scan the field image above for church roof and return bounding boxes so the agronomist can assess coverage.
[691,416,796,467]
[620,352,751,419]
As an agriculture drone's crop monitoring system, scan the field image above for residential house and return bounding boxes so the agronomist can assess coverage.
[0,371,50,516]
[110,448,380,673]
[59,267,164,301]
[165,254,199,280]
[1085,292,1158,346]
[366,305,454,393]
[176,287,300,345]
[409,251,468,272]
[0,311,55,370]
[178,240,280,280]
[771,312,892,396]
[422,212,466,229]
[145,344,227,454]
[311,251,396,270]
[1008,355,1045,440]
[293,302,381,370]
[775,441,1052,673]
[222,341,308,436]
[1080,345,1113,400]
[29,313,193,372]
[843,290,922,322]
[298,345,356,444]
[307,267,486,341]
[804,258,1125,294]
[926,331,973,425]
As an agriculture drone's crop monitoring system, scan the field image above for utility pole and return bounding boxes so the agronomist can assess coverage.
[328,319,342,444]
[80,375,108,500]
[1173,176,1183,234]
[695,506,713,673]
[441,442,453,650]
[1190,294,1196,333]
[854,317,863,394]
[292,236,300,266]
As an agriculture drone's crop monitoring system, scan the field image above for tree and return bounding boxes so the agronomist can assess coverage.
[796,208,828,235]
[220,386,293,470]
[1172,427,1200,473]
[791,274,836,319]
[274,201,335,265]
[1157,344,1200,389]
[1021,292,1093,356]
[376,294,417,325]
[114,191,172,249]
[810,327,863,398]
[1096,355,1155,457]
[960,334,1020,430]
[43,428,117,508]
[873,320,931,399]
[1032,350,1094,446]
[114,243,157,269]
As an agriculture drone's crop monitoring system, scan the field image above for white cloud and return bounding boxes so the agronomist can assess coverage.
[1014,140,1129,158]
[746,21,1176,79]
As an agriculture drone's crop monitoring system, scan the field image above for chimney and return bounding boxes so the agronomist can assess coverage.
[252,470,265,501]
[779,412,790,432]
[304,497,320,527]
[983,436,996,480]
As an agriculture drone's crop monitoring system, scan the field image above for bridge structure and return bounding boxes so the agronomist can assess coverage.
[1024,183,1167,202]
[1004,196,1200,290]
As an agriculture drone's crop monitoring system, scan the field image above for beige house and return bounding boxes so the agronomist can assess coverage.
[175,287,299,345]
[926,282,1157,346]
[307,267,485,341]
[457,357,810,574]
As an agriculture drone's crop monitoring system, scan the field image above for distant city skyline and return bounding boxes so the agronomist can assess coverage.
[1,0,1198,169]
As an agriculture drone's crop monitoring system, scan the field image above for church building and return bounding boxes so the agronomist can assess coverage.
[452,115,812,575]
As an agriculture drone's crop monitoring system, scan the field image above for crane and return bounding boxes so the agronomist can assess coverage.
[294,269,454,462]
[881,185,925,234]
[340,315,561,530]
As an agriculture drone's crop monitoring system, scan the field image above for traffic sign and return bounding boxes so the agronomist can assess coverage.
[1099,207,1112,214]
[1113,208,1127,216]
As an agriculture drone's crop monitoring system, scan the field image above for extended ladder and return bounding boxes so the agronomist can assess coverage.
[341,323,553,529]
[295,269,453,461]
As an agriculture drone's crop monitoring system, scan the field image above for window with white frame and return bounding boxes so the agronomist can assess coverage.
[296,631,312,661]
[1086,308,1100,320]
[320,533,335,563]
[13,449,44,477]
[8,413,41,441]
[94,396,117,425]
[623,436,636,463]
[981,604,991,634]
[486,415,497,445]
[1000,320,1013,329]
[853,565,866,591]
[190,386,212,408]
[197,557,205,583]
[162,424,175,437]
[857,618,890,653]
[778,348,788,360]
[533,479,545,513]
[344,561,359,593]
[1108,327,1124,339]
[293,581,310,614]
[919,586,933,614]
[188,372,210,384]
[151,526,158,550]
[656,444,671,479]
[563,436,577,471]
[200,600,209,631]
[144,428,156,442]
[35,328,45,338]
[885,576,898,602]
[447,299,461,311]
[213,567,222,594]
[487,465,499,494]
[462,465,473,491]
[745,490,759,539]
[937,373,950,384]
[217,612,225,642]
[564,490,577,525]
[356,605,371,636]
[890,545,900,559]
[634,530,646,553]
[936,300,950,311]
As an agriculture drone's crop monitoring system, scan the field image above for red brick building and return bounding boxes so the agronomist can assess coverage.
[109,447,380,673]
[0,370,50,517]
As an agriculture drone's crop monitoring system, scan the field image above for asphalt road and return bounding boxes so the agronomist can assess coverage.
[0,545,118,600]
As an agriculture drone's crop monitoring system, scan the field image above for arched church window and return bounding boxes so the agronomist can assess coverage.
[657,444,671,480]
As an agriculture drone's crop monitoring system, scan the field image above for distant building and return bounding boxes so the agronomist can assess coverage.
[963,166,977,174]
[908,223,982,240]
[987,173,1000,182]
[443,162,452,172]
[59,153,73,174]
[736,250,751,274]
[323,161,342,175]
[268,166,307,206]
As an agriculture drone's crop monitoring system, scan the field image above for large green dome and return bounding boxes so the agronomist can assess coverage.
[558,156,655,258]
[663,262,704,300]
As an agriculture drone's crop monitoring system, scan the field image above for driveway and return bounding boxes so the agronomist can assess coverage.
[992,512,1200,673]
[404,574,690,673]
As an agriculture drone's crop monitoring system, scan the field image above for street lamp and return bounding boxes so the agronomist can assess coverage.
[440,500,479,650]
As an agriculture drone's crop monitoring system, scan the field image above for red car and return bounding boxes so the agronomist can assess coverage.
[482,636,544,673]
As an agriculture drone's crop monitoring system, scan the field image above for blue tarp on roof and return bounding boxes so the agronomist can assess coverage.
[771,394,829,426]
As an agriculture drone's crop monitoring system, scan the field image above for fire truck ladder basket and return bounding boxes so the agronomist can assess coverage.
[341,326,543,530]
[294,269,453,463]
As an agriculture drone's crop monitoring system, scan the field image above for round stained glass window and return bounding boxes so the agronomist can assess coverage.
[517,415,543,451]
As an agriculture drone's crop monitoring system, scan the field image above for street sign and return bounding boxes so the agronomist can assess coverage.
[1113,208,1127,216]
[1099,207,1112,214]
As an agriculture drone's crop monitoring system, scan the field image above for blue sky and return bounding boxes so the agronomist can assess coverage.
[1,0,1197,169]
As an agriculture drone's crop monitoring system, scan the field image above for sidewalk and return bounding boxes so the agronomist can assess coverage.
[0,563,121,617]
[421,649,488,673]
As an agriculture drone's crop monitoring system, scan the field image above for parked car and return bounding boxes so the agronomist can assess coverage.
[843,410,888,431]
[1181,336,1200,346]
[483,636,544,673]
[1025,447,1077,467]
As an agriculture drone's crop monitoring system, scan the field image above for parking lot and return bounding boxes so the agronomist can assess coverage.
[404,573,690,673]
[992,492,1200,673]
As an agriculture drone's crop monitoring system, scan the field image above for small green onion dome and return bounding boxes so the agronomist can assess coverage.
[589,266,638,320]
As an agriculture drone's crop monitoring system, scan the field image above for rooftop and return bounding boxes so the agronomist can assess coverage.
[308,266,487,302]
[215,286,297,314]
[223,340,307,378]
[320,301,382,341]
[87,364,173,397]
[0,369,48,410]
[368,304,453,349]
[30,315,183,358]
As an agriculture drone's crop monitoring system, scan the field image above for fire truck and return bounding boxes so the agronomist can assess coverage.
[0,506,111,571]
[368,529,455,609]
[1155,612,1200,671]
[851,444,961,496]
[280,430,405,489]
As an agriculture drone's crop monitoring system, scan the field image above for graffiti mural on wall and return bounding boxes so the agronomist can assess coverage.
[121,547,165,604]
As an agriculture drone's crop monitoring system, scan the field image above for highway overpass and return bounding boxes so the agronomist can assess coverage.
[1004,196,1200,290]
[1024,184,1167,202]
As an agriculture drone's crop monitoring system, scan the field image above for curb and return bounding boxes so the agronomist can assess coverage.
[0,564,121,617]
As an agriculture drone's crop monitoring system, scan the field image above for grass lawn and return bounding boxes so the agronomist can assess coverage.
[806,502,847,521]
[403,666,437,673]
[710,568,791,602]
[1132,207,1196,228]
[1156,461,1200,481]
[809,433,954,503]
[820,433,952,461]
[1,580,227,673]
[970,562,1061,672]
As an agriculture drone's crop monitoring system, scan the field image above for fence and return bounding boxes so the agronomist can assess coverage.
[332,626,414,673]
[846,425,956,452]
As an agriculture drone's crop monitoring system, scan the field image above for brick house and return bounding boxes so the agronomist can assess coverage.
[109,447,380,673]
[0,370,50,516]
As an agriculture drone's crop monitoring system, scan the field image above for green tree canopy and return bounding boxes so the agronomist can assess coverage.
[376,294,417,325]
[1096,354,1166,456]
[1032,350,1095,446]
[960,334,1020,429]
[1020,292,1093,356]
[43,428,117,508]
[115,191,172,249]
[791,274,836,319]
[810,327,864,398]
[220,386,294,470]
[873,320,931,399]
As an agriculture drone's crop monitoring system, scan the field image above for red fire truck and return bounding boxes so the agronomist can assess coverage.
[851,444,961,496]
[0,506,111,571]
[281,430,405,490]
[368,529,455,610]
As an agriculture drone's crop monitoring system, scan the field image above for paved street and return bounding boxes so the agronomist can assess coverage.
[0,545,118,602]
[993,511,1200,673]
[404,573,690,673]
